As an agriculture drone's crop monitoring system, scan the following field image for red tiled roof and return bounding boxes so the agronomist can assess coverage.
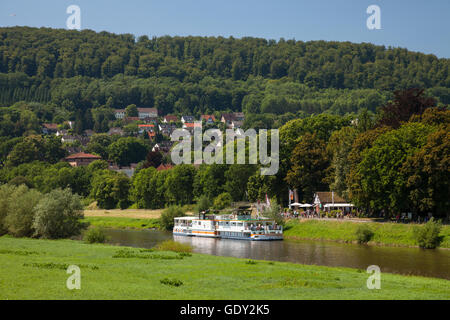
[314,192,347,204]
[184,122,201,128]
[221,113,234,121]
[65,152,101,160]
[125,117,140,121]
[164,115,178,121]
[201,115,216,121]
[43,123,58,129]
[148,131,156,138]
[156,163,173,171]
[138,108,157,113]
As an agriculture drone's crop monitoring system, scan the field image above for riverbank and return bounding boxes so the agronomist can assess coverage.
[84,209,164,219]
[84,215,450,249]
[0,236,449,299]
[284,219,450,248]
[85,216,160,230]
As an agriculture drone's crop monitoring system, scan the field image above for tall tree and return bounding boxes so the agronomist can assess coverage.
[285,133,330,202]
[377,88,436,128]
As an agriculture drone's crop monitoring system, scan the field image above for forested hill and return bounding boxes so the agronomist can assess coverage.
[0,26,449,116]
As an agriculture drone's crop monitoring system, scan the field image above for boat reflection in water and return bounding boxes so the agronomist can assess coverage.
[173,210,283,241]
[101,228,450,279]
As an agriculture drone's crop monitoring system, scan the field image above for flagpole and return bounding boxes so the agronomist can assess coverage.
[289,189,292,210]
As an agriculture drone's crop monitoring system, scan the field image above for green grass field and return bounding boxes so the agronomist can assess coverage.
[0,236,449,300]
[84,216,160,230]
[284,219,450,248]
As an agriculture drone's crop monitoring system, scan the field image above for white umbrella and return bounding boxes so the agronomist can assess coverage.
[291,203,312,208]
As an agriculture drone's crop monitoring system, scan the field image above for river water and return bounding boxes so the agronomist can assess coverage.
[102,228,450,280]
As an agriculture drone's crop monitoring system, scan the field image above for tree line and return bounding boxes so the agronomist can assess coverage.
[0,89,448,218]
[1,27,449,119]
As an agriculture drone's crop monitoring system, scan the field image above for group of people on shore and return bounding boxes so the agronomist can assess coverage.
[281,209,355,220]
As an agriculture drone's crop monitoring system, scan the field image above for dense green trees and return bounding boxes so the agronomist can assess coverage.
[193,164,227,200]
[1,27,448,90]
[131,167,162,209]
[285,133,331,203]
[4,185,41,237]
[6,135,66,166]
[269,85,449,219]
[107,137,149,166]
[86,134,114,159]
[0,161,93,197]
[224,164,257,201]
[1,27,448,120]
[351,123,434,213]
[402,127,449,216]
[90,170,131,209]
[377,88,437,128]
[343,107,449,217]
[213,192,233,210]
[0,184,85,239]
[0,26,448,218]
[327,127,359,199]
[165,165,196,205]
[33,188,85,239]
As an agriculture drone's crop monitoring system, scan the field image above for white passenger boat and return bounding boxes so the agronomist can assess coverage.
[173,210,283,241]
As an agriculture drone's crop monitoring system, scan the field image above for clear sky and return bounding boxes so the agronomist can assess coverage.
[1,0,449,58]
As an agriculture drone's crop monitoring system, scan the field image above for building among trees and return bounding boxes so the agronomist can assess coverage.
[313,192,354,213]
[65,152,101,167]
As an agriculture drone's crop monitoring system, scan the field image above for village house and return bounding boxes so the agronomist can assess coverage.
[221,112,245,128]
[61,135,90,146]
[65,152,101,167]
[60,135,76,144]
[114,107,158,120]
[114,109,126,119]
[42,123,58,134]
[313,191,354,213]
[152,141,173,153]
[138,107,158,119]
[201,115,216,124]
[182,122,201,134]
[163,115,178,123]
[158,123,177,136]
[181,115,195,123]
[108,127,125,136]
[231,120,243,129]
[142,116,158,124]
[138,124,155,134]
[109,163,138,178]
[233,112,245,121]
[221,113,234,126]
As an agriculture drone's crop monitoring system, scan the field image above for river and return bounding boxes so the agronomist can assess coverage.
[102,228,450,280]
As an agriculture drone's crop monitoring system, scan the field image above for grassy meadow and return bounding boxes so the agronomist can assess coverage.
[84,216,160,230]
[284,219,450,248]
[83,208,164,219]
[0,236,449,300]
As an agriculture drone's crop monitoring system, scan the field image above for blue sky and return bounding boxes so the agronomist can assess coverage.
[1,0,449,58]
